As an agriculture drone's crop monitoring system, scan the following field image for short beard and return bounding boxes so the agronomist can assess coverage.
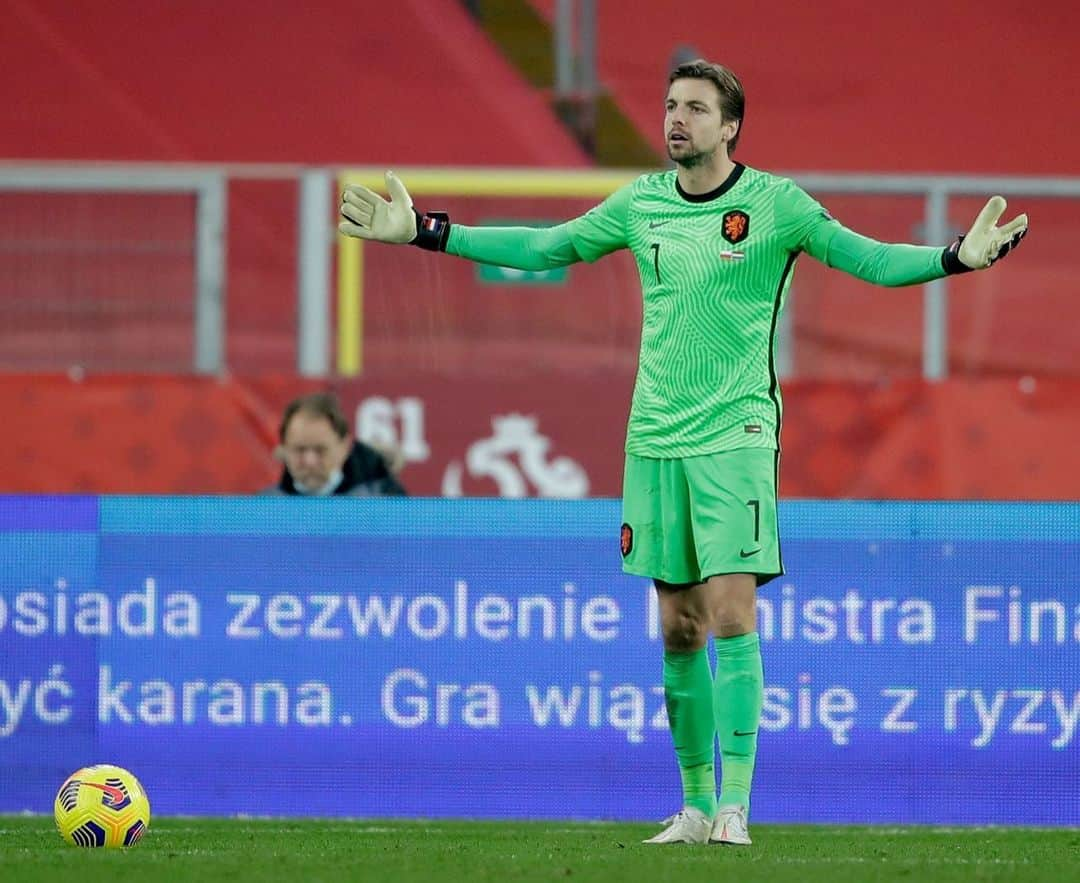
[668,145,715,169]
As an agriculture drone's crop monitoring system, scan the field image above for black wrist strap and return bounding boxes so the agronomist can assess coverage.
[411,210,451,252]
[942,236,975,274]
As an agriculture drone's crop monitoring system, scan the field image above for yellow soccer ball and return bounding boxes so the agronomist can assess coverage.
[54,764,151,848]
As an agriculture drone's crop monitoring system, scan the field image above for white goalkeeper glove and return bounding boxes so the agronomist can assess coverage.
[943,196,1028,273]
[338,172,451,251]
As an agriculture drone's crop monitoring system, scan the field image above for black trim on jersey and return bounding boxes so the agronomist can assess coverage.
[675,163,745,203]
[767,252,799,452]
[772,449,784,579]
[762,255,794,588]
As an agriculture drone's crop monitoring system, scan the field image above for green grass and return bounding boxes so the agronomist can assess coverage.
[2,816,1077,882]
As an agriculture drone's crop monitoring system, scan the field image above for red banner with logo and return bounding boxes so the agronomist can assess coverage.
[2,373,1078,500]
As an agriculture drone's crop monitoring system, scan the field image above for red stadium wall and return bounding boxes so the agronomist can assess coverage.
[12,0,1078,173]
[3,373,1078,500]
[529,0,1080,175]
[2,0,588,167]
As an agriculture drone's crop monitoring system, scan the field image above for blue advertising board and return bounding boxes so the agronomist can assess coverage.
[1,497,1077,824]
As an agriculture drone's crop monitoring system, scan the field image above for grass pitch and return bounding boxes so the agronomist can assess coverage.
[2,816,1077,882]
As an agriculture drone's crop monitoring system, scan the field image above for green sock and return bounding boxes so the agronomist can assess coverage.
[713,632,763,810]
[663,648,717,817]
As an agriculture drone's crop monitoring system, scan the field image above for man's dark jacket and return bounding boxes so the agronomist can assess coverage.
[265,441,406,497]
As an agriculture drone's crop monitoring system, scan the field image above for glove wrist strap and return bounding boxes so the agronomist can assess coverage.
[411,210,451,252]
[942,236,975,275]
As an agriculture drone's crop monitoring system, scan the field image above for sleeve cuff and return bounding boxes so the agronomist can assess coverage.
[410,211,451,252]
[941,238,975,275]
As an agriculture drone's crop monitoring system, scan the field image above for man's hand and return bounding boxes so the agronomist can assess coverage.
[953,196,1029,270]
[338,171,417,244]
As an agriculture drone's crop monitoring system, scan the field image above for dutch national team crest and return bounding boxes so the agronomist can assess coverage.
[722,210,750,244]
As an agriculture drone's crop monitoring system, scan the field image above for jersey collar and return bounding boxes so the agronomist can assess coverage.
[675,163,745,203]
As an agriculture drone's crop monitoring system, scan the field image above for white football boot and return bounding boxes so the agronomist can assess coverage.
[709,803,751,845]
[642,807,713,844]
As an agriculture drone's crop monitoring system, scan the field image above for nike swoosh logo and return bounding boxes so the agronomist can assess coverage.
[739,548,761,558]
[649,220,671,229]
[82,782,126,804]
[733,729,757,737]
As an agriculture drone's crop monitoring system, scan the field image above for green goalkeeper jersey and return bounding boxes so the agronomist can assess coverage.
[447,163,948,458]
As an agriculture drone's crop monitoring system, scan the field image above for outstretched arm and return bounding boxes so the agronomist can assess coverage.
[338,171,582,271]
[445,224,581,271]
[782,182,1029,286]
[807,225,947,287]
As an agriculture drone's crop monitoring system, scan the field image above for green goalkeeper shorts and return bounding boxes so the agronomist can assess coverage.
[620,448,782,586]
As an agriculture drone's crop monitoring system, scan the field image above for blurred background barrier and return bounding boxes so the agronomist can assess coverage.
[0,165,225,373]
[1,496,1077,823]
[3,372,1079,499]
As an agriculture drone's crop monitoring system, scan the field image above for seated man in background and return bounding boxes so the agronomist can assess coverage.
[264,392,406,497]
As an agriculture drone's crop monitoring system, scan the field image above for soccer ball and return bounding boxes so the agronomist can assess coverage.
[53,764,151,848]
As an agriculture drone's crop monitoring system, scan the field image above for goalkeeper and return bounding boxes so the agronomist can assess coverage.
[339,60,1027,846]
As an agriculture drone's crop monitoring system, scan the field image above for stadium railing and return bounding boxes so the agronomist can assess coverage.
[3,162,1078,380]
